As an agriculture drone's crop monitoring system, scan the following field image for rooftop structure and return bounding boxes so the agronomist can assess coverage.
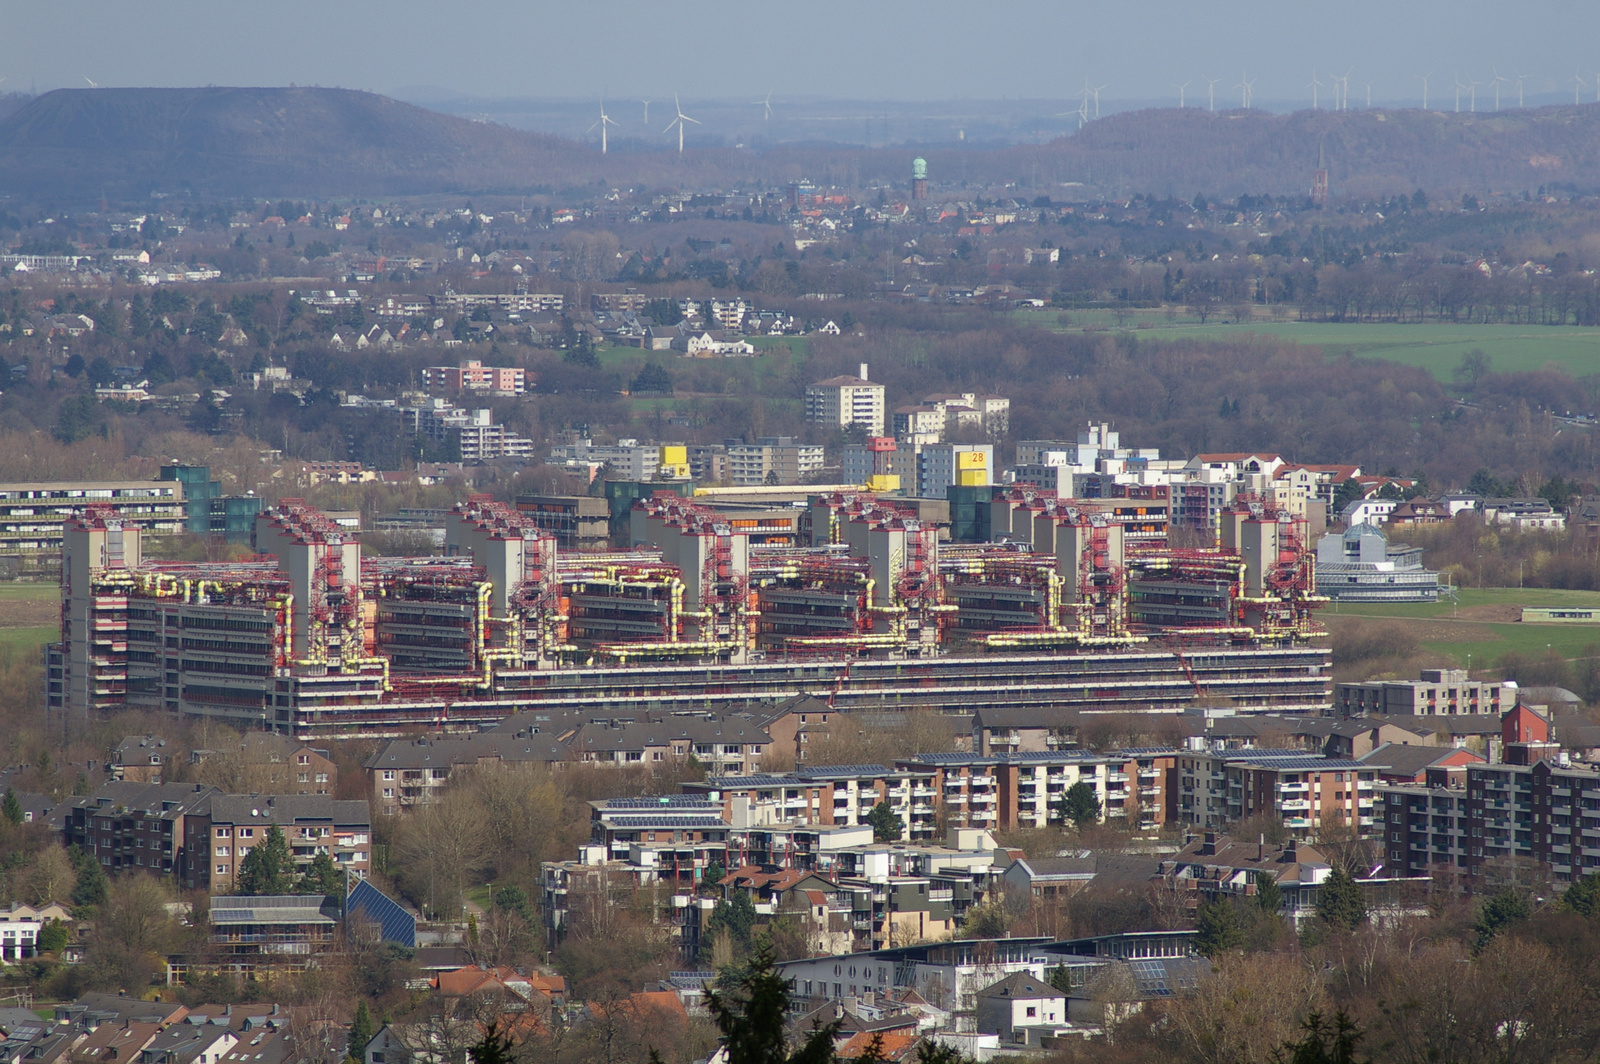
[51,494,1331,739]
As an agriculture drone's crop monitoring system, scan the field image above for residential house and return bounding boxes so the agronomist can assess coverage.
[182,794,372,893]
[972,973,1067,1042]
[111,736,172,782]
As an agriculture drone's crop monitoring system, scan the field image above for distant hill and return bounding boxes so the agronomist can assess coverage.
[1,87,1598,201]
[0,86,605,199]
[1023,105,1600,198]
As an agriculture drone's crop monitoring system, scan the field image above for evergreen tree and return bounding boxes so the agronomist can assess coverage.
[299,851,343,898]
[852,1033,888,1064]
[1057,781,1102,830]
[466,1022,515,1064]
[1315,867,1367,932]
[1,788,20,825]
[630,362,674,395]
[1561,873,1600,917]
[706,941,841,1064]
[1255,870,1284,912]
[236,825,295,895]
[347,1001,374,1062]
[493,884,533,921]
[865,801,904,843]
[67,845,108,911]
[1194,897,1244,958]
[1278,1010,1366,1064]
[704,891,758,961]
[1047,963,1074,995]
[913,1044,974,1064]
[1474,889,1531,951]
[36,919,69,954]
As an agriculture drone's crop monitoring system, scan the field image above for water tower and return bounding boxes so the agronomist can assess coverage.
[911,156,928,200]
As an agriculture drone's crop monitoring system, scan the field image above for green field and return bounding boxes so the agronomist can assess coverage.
[1029,309,1600,382]
[1326,587,1600,673]
[0,626,51,658]
[0,584,56,602]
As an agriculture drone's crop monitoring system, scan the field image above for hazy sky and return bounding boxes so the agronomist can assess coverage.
[5,0,1599,106]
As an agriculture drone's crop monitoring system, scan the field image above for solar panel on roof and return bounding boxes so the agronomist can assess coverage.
[347,878,416,949]
[796,765,889,777]
[605,796,718,808]
[1128,959,1173,996]
[607,816,727,829]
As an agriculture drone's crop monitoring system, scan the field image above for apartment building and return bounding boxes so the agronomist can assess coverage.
[0,479,185,580]
[182,793,372,893]
[903,750,1175,834]
[1380,748,1600,889]
[684,763,941,841]
[1177,749,1379,836]
[398,400,535,460]
[1335,668,1513,716]
[422,359,526,396]
[1377,704,1593,887]
[62,782,219,877]
[365,713,771,815]
[806,365,886,437]
[725,437,826,486]
[365,730,576,816]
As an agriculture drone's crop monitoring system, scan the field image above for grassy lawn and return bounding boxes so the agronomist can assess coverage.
[0,585,56,602]
[0,626,52,659]
[1025,309,1600,382]
[1325,587,1600,672]
[1327,587,1600,618]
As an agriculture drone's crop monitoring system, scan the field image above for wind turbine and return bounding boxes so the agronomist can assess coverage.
[640,99,652,124]
[1491,70,1508,111]
[1516,74,1532,109]
[1468,79,1480,113]
[1452,74,1463,113]
[1416,72,1432,110]
[1236,72,1255,110]
[663,92,699,153]
[1204,76,1221,112]
[1576,73,1586,106]
[82,75,98,88]
[1336,68,1353,110]
[586,99,618,153]
[1310,70,1324,109]
[1175,81,1190,108]
[754,91,773,120]
[1091,83,1106,118]
[1365,83,1372,109]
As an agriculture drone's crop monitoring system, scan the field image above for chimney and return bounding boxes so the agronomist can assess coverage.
[859,362,868,381]
[1200,830,1217,856]
[1258,833,1265,861]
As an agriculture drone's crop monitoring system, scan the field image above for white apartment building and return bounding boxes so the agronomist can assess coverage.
[806,364,886,437]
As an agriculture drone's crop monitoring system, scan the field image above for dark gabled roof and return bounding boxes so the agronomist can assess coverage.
[196,794,369,827]
[1359,742,1481,776]
[69,782,217,819]
[975,972,1065,1000]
